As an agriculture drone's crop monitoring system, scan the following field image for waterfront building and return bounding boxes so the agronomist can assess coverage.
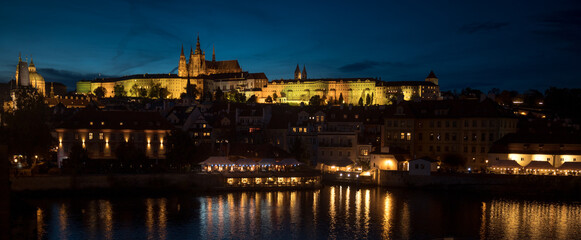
[54,109,173,164]
[488,133,581,174]
[382,99,518,170]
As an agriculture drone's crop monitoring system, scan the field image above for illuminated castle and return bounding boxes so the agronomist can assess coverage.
[77,37,267,98]
[75,37,439,104]
[178,36,242,77]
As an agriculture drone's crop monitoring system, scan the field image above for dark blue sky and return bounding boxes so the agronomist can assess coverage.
[1,0,580,92]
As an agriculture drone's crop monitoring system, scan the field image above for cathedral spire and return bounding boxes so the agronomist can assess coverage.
[302,65,307,80]
[294,64,301,80]
[212,45,215,62]
[180,44,184,57]
[50,82,54,97]
[195,35,201,54]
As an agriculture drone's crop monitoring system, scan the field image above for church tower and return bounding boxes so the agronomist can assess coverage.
[188,36,207,77]
[178,45,187,77]
[294,64,301,80]
[425,70,438,85]
[302,65,307,80]
[15,54,30,87]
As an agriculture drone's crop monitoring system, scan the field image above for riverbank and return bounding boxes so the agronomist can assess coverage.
[9,171,323,196]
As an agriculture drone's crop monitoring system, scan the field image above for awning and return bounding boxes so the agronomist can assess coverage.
[236,158,257,166]
[524,161,555,170]
[558,162,581,170]
[199,156,234,166]
[258,158,277,166]
[277,158,302,166]
[488,160,522,168]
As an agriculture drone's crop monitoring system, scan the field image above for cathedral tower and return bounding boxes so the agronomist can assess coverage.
[302,65,307,80]
[294,64,301,80]
[425,70,438,85]
[178,45,187,77]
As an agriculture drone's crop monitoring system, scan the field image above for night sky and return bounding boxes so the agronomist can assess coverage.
[1,0,580,92]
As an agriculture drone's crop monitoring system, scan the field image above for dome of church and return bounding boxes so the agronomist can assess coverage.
[28,61,46,96]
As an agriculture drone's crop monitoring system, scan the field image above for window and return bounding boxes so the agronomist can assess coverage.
[400,133,405,140]
[99,133,104,140]
[406,133,411,141]
[445,133,449,141]
[481,133,486,141]
[472,133,477,141]
[489,133,494,142]
[445,146,449,152]
[330,151,333,156]
[321,151,324,156]
[347,151,351,156]
[445,121,450,128]
[90,122,93,126]
[89,132,93,140]
[464,146,468,153]
[436,146,441,152]
[430,133,434,141]
[429,146,434,152]
[547,158,550,161]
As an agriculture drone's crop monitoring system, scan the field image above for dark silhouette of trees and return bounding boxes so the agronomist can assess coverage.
[442,153,466,172]
[0,87,53,165]
[265,96,273,103]
[93,86,106,98]
[114,84,126,97]
[214,88,224,102]
[365,93,371,106]
[358,97,364,106]
[247,95,257,103]
[338,93,344,104]
[309,95,323,106]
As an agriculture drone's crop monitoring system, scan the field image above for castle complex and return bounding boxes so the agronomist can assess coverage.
[76,37,440,104]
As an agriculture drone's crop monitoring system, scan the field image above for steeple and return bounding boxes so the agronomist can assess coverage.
[178,44,187,77]
[50,82,54,97]
[195,35,201,54]
[294,64,301,80]
[302,65,307,80]
[425,70,439,85]
[212,45,215,62]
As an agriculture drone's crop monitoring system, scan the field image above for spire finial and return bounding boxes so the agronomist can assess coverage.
[195,34,201,54]
[19,52,21,62]
[181,44,184,56]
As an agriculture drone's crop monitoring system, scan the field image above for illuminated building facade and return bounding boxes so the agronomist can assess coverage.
[13,55,46,96]
[253,70,440,105]
[76,37,267,99]
[488,133,581,174]
[382,99,518,170]
[54,109,173,164]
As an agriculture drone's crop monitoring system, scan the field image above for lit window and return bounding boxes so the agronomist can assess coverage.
[90,122,93,125]
[89,133,93,140]
[99,133,104,140]
[101,122,105,125]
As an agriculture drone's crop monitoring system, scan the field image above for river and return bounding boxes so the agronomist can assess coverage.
[11,186,581,240]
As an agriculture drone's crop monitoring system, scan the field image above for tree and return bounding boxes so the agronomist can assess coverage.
[247,95,257,103]
[0,87,53,164]
[114,84,126,98]
[365,93,371,106]
[93,86,106,98]
[272,93,278,102]
[185,84,199,99]
[338,93,344,104]
[115,140,146,172]
[265,96,273,103]
[129,84,140,97]
[358,97,364,106]
[309,95,322,106]
[148,83,162,99]
[214,87,224,102]
[138,87,148,98]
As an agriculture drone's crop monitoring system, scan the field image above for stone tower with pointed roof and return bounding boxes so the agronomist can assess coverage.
[302,65,307,80]
[294,64,301,80]
[425,70,438,85]
[177,36,242,78]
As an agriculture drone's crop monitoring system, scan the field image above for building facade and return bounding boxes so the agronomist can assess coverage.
[382,99,518,170]
[54,109,173,164]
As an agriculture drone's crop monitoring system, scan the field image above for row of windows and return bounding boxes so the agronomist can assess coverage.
[417,145,487,153]
[386,119,516,129]
[321,150,351,157]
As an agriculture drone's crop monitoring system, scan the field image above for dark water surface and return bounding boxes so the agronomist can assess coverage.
[14,186,581,240]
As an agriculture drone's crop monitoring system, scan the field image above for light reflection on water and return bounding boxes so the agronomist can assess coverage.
[25,186,581,240]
